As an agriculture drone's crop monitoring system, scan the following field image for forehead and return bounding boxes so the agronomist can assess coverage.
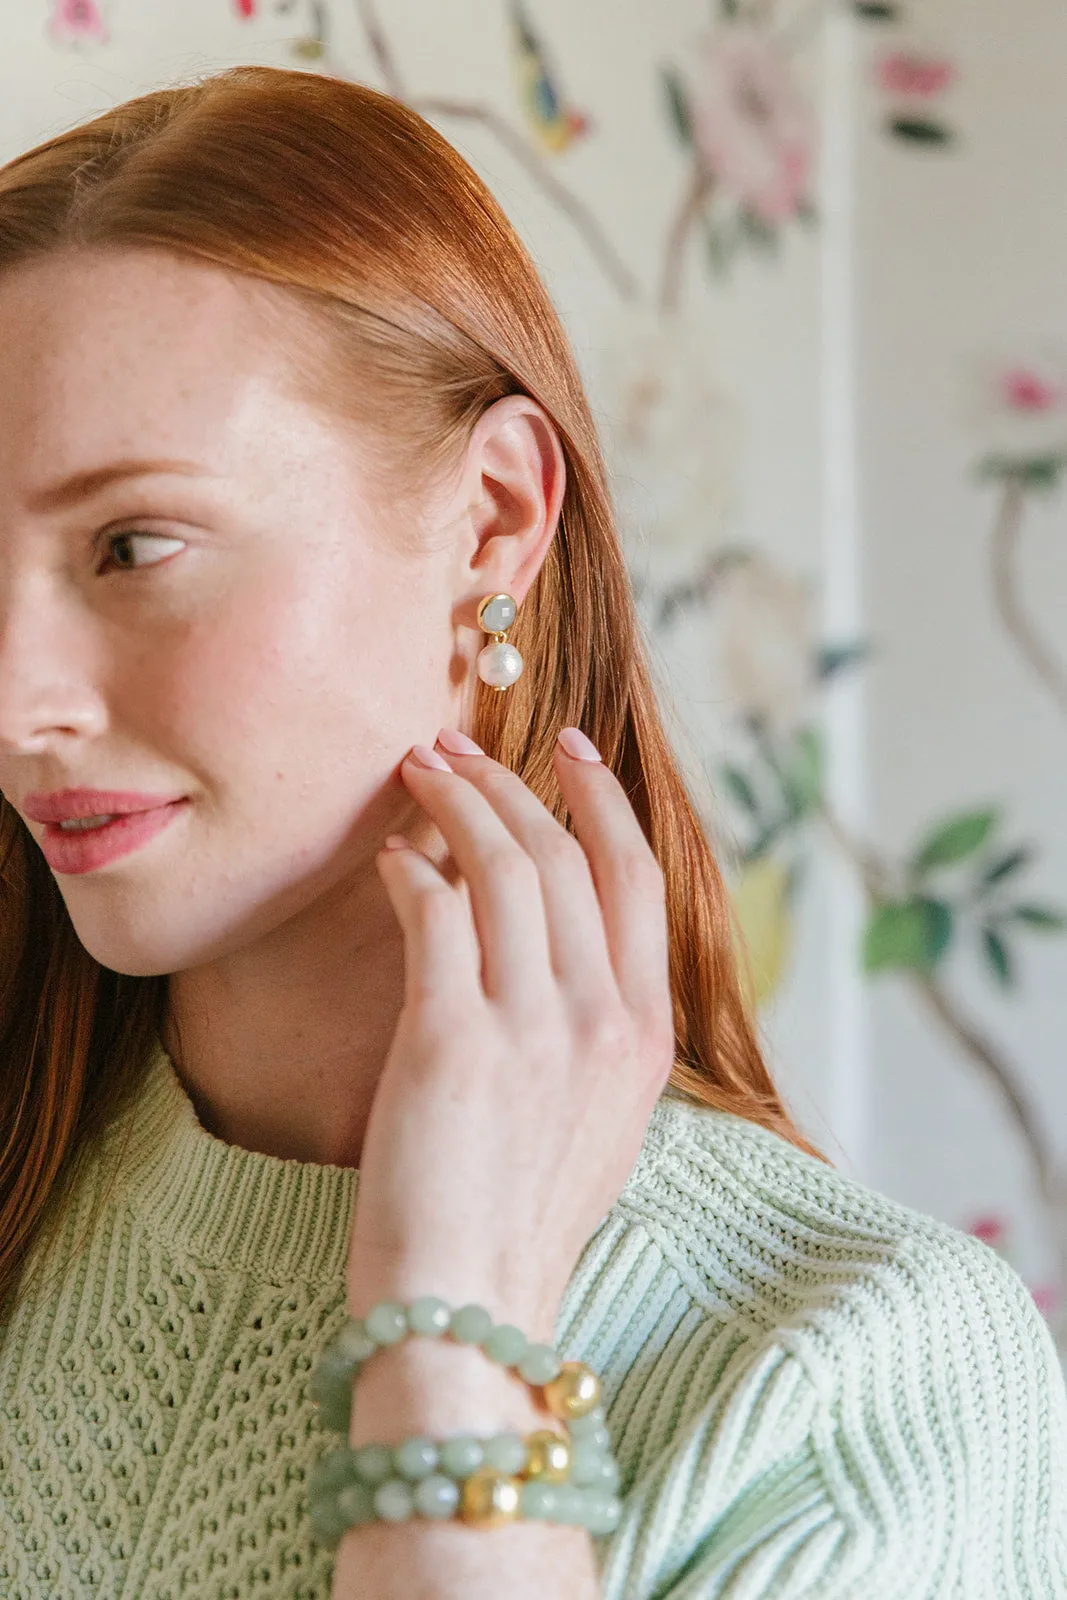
[0,248,304,486]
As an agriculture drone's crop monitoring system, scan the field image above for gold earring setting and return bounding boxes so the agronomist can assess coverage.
[476,593,523,691]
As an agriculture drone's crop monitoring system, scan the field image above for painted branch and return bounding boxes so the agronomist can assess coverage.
[353,0,405,98]
[991,474,1067,719]
[658,165,714,314]
[414,97,641,302]
[817,795,1067,1343]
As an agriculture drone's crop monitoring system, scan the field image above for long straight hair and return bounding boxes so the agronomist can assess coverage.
[0,66,826,1320]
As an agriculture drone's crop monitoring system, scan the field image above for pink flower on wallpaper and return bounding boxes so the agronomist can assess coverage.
[1000,368,1066,414]
[234,0,256,16]
[968,1215,1005,1248]
[690,27,815,224]
[48,0,108,47]
[875,52,955,100]
[964,344,1067,461]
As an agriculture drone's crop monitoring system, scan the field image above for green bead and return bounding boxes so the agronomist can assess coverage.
[483,1324,528,1367]
[567,1405,607,1439]
[310,1347,358,1401]
[517,1343,562,1385]
[552,1483,583,1524]
[439,1435,484,1479]
[373,1478,415,1522]
[593,1455,620,1491]
[308,1489,350,1549]
[583,1489,623,1536]
[310,1446,358,1496]
[449,1303,493,1344]
[365,1301,408,1345]
[569,1439,610,1487]
[408,1296,452,1336]
[518,1480,557,1521]
[352,1442,394,1485]
[314,1384,352,1435]
[336,1480,375,1527]
[394,1436,439,1480]
[413,1473,461,1519]
[334,1318,378,1365]
[482,1432,527,1475]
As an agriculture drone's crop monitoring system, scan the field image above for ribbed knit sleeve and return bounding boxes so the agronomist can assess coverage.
[585,1099,1067,1600]
[3,1045,1066,1599]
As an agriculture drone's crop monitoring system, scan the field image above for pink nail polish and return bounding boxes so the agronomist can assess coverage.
[557,727,602,762]
[436,727,484,755]
[409,743,453,772]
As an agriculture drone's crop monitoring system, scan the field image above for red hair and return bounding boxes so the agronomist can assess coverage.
[0,66,826,1319]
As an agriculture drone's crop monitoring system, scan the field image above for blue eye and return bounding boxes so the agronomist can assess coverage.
[103,531,185,572]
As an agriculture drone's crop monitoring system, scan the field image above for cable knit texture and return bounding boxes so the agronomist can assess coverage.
[1,1038,1065,1598]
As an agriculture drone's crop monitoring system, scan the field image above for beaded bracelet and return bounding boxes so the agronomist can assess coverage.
[308,1427,623,1548]
[306,1296,623,1543]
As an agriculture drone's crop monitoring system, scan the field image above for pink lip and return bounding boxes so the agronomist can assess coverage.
[22,788,186,824]
[39,799,190,875]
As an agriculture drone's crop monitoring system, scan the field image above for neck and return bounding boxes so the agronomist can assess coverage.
[160,850,421,1168]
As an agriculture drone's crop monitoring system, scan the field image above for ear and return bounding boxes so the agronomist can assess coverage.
[458,394,567,607]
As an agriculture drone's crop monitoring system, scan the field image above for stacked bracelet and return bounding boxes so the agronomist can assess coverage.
[306,1296,623,1546]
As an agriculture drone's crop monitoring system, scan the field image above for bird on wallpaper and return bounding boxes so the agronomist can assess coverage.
[510,0,590,154]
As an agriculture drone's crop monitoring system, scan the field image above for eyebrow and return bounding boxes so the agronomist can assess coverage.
[26,458,212,513]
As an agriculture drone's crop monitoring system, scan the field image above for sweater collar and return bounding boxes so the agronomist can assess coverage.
[102,1035,689,1286]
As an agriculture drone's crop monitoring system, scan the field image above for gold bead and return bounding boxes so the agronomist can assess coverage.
[542,1360,601,1421]
[523,1428,571,1482]
[459,1467,521,1527]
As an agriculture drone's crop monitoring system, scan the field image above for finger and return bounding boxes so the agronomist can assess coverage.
[552,729,672,1030]
[400,745,555,1007]
[430,733,619,1014]
[376,835,483,1014]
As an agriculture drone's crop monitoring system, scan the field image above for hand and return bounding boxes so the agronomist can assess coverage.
[345,725,676,1339]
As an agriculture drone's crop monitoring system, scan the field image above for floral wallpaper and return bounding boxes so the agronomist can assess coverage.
[25,0,1067,1356]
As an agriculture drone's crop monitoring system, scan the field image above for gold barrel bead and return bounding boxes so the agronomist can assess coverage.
[459,1467,521,1526]
[523,1428,571,1482]
[542,1360,601,1421]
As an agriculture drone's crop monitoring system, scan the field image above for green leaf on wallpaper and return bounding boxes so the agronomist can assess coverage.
[661,67,693,149]
[976,453,1067,491]
[720,764,760,817]
[720,0,741,18]
[1011,904,1067,932]
[795,199,820,228]
[863,897,954,974]
[982,928,1014,988]
[817,641,869,680]
[888,117,954,147]
[738,208,779,255]
[978,846,1032,890]
[853,1,901,19]
[910,809,999,878]
[705,219,738,278]
[782,727,823,819]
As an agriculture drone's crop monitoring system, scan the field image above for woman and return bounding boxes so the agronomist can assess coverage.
[0,66,1062,1600]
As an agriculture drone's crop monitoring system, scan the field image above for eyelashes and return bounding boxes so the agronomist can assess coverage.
[100,530,186,574]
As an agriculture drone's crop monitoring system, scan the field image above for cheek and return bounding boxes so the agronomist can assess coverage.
[135,561,444,802]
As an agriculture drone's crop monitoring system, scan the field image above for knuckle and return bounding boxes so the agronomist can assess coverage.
[539,830,588,876]
[618,847,664,894]
[482,846,538,889]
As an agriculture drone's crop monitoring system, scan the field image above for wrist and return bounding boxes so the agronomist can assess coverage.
[347,1337,554,1448]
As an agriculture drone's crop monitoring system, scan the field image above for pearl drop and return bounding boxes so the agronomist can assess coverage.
[476,640,523,689]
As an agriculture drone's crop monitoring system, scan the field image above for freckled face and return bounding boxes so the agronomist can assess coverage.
[0,247,462,975]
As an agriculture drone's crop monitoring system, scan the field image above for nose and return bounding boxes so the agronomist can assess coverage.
[0,583,106,756]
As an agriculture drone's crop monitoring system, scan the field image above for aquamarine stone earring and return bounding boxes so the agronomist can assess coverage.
[476,593,523,690]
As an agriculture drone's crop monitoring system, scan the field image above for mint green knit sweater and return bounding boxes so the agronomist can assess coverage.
[1,1039,1065,1598]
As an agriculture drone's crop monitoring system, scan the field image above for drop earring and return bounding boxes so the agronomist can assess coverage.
[475,593,523,691]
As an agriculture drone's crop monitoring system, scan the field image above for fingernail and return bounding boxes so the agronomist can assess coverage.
[436,727,484,756]
[557,727,602,762]
[409,743,453,772]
